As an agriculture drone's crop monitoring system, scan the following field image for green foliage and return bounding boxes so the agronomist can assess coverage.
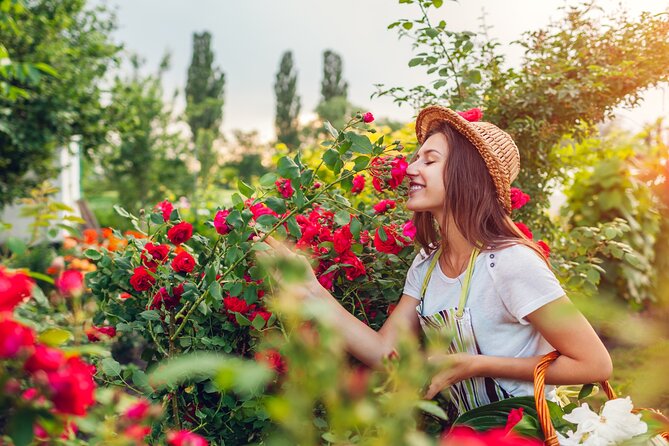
[86,56,191,214]
[561,129,661,305]
[0,0,120,208]
[274,50,301,148]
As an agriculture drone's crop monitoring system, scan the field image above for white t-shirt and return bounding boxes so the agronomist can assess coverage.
[403,243,565,398]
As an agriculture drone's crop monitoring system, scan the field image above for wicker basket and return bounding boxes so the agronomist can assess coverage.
[534,351,669,446]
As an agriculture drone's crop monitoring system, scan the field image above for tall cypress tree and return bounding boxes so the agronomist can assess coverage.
[185,31,225,191]
[320,49,348,101]
[274,51,301,148]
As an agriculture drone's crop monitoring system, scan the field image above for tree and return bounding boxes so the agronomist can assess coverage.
[185,31,225,192]
[0,0,119,208]
[316,50,352,128]
[274,51,301,148]
[88,55,191,213]
[320,49,348,101]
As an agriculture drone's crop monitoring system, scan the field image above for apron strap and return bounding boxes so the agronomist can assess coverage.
[419,246,480,317]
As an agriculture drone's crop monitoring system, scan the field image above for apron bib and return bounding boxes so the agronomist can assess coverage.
[417,247,511,415]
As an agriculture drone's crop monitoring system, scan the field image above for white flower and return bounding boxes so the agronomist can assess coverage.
[559,397,647,445]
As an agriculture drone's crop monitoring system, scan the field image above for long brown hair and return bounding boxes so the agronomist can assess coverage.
[412,121,549,265]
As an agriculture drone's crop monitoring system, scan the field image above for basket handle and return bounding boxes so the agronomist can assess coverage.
[533,351,617,446]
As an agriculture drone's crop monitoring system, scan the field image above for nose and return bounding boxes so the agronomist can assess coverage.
[406,158,420,177]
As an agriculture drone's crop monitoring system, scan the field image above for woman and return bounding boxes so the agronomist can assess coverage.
[259,105,612,416]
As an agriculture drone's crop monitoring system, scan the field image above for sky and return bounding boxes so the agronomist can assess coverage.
[97,0,669,142]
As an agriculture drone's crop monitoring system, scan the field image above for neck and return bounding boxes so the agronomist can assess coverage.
[436,213,474,263]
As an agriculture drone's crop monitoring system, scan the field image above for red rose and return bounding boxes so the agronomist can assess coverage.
[0,314,35,359]
[313,181,321,189]
[514,222,533,240]
[213,209,232,235]
[246,199,278,220]
[373,199,396,214]
[119,292,132,300]
[86,325,117,342]
[333,225,353,254]
[24,344,65,373]
[249,309,272,329]
[124,425,152,441]
[359,230,371,245]
[167,222,193,245]
[456,107,483,122]
[387,303,397,315]
[223,296,249,323]
[167,430,209,446]
[351,174,365,194]
[141,242,170,268]
[336,250,366,280]
[0,267,33,311]
[155,200,174,222]
[362,112,375,123]
[150,284,184,311]
[171,251,196,274]
[537,240,551,258]
[47,356,96,416]
[255,349,287,374]
[129,267,156,292]
[125,399,151,421]
[372,177,383,193]
[316,261,337,290]
[510,187,531,210]
[374,227,402,255]
[275,178,294,199]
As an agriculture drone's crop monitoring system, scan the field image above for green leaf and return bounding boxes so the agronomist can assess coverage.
[350,217,362,238]
[467,69,481,83]
[323,149,340,171]
[286,216,302,238]
[259,172,279,188]
[425,28,439,38]
[209,281,222,300]
[235,312,252,326]
[266,197,287,214]
[25,271,54,285]
[140,310,161,321]
[100,357,122,377]
[132,369,153,393]
[409,57,423,67]
[31,284,49,308]
[6,236,26,255]
[403,22,414,30]
[252,314,267,330]
[353,156,370,171]
[150,212,164,224]
[334,210,350,226]
[113,205,131,218]
[578,383,594,400]
[231,193,245,208]
[8,408,36,446]
[84,248,102,260]
[324,121,339,139]
[38,328,73,346]
[347,132,374,154]
[238,179,255,198]
[432,0,443,7]
[277,156,300,179]
[416,400,448,420]
[378,226,388,242]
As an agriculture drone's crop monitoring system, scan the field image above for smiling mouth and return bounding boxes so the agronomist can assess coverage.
[409,184,425,195]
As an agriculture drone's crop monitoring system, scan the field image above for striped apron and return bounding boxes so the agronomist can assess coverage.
[417,247,512,415]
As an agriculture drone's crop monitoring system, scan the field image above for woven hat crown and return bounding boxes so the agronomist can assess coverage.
[415,106,520,213]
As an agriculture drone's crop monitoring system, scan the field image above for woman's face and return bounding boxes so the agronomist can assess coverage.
[405,132,448,216]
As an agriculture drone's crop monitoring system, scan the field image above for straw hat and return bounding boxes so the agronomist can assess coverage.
[415,105,520,214]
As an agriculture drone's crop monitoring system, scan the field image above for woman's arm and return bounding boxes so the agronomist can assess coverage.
[425,296,612,399]
[261,235,421,369]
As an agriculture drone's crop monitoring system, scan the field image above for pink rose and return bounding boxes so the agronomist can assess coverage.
[510,187,531,210]
[214,209,232,235]
[351,174,365,194]
[55,269,84,297]
[362,112,374,123]
[47,356,96,416]
[166,430,209,446]
[155,200,174,222]
[24,344,65,373]
[402,221,417,240]
[275,178,295,199]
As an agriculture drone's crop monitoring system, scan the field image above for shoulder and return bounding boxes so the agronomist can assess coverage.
[485,243,549,280]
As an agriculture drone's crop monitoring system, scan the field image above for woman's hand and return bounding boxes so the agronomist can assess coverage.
[253,234,324,300]
[424,352,478,399]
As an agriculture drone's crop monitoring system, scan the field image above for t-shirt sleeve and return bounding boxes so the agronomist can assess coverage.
[402,251,430,300]
[489,244,565,325]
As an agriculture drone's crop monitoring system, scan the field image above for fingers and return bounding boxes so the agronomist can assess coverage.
[258,234,293,256]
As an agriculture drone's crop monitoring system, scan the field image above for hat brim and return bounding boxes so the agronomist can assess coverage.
[415,105,512,213]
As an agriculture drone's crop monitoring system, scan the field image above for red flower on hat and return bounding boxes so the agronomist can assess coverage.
[457,108,483,122]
